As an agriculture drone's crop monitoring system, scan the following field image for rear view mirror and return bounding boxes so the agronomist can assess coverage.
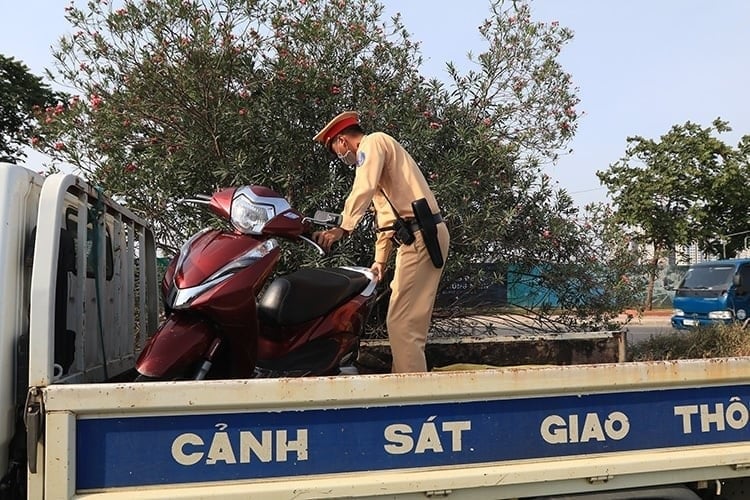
[313,210,342,227]
[734,273,742,287]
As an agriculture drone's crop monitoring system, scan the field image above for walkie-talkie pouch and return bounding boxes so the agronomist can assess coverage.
[391,217,415,246]
[412,198,444,268]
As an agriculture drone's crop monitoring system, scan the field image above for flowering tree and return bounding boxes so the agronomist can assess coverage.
[35,0,645,329]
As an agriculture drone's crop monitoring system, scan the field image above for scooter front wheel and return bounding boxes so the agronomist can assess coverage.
[133,373,198,382]
[133,362,205,382]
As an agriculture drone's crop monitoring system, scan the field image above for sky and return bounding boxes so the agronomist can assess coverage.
[2,0,749,208]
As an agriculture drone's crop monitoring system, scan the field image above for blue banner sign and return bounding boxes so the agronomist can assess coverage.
[76,384,750,489]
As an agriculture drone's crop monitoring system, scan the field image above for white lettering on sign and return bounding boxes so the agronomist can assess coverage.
[171,423,308,466]
[540,411,629,444]
[383,416,472,455]
[674,397,750,434]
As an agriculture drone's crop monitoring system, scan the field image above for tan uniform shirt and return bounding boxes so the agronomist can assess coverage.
[339,132,440,264]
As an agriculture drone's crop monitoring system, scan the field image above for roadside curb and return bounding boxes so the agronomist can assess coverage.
[618,309,673,325]
[623,309,672,317]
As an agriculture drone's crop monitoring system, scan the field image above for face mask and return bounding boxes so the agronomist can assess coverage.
[337,149,357,166]
[335,136,357,166]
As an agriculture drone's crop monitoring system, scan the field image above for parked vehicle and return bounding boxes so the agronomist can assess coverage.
[671,258,750,329]
[135,185,376,380]
[5,162,750,499]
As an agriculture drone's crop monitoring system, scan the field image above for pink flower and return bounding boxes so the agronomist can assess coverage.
[422,110,432,119]
[238,108,247,116]
[482,117,491,126]
[30,137,40,146]
[330,85,341,95]
[90,94,102,110]
[429,122,441,130]
[125,162,137,172]
[53,142,65,151]
[542,230,551,238]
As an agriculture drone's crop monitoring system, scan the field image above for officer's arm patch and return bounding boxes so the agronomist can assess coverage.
[357,151,366,166]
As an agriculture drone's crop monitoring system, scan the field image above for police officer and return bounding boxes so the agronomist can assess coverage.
[312,111,450,373]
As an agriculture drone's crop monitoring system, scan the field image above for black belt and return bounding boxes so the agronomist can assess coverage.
[405,212,443,233]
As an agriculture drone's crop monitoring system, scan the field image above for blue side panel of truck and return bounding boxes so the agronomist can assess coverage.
[76,384,750,489]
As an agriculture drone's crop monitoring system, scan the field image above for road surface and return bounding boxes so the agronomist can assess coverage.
[624,314,674,345]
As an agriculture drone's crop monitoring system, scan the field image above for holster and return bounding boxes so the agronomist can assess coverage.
[412,198,444,268]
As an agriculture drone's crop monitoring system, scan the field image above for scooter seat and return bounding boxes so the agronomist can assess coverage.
[258,267,370,326]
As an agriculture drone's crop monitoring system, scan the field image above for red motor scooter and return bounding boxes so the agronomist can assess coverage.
[135,185,377,380]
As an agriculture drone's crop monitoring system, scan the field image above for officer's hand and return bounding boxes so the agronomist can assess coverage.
[370,262,386,283]
[312,227,345,253]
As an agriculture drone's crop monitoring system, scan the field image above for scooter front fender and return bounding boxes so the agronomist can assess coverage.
[136,315,215,379]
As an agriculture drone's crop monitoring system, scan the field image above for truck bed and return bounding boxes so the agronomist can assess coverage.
[10,166,750,499]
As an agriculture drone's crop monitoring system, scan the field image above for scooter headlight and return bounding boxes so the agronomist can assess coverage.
[231,191,275,234]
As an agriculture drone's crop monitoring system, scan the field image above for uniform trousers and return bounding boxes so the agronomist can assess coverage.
[386,223,450,373]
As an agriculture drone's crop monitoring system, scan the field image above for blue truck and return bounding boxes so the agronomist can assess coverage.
[672,258,750,329]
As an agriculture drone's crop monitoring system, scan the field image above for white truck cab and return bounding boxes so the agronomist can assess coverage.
[0,164,44,483]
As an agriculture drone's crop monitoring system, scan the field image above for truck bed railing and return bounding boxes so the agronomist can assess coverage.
[28,173,159,387]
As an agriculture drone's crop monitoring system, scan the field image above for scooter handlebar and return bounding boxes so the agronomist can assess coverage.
[300,210,344,256]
